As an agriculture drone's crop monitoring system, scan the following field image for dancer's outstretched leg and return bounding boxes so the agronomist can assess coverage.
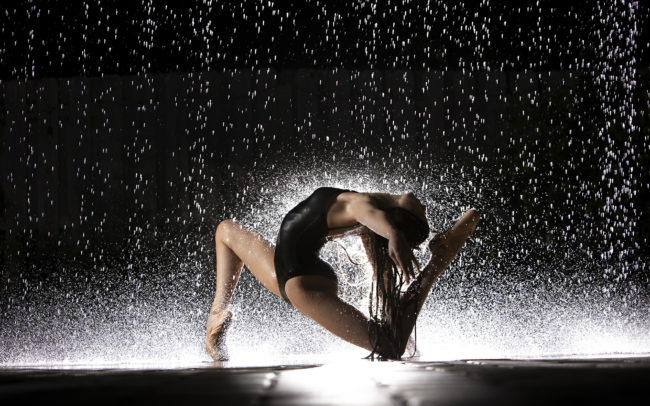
[206,219,282,360]
[397,209,480,352]
[284,275,383,353]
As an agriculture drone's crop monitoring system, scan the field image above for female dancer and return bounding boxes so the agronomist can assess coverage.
[206,187,479,360]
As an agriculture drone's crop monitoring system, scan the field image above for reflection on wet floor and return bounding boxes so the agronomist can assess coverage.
[2,356,649,405]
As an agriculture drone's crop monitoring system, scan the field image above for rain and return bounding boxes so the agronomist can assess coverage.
[0,1,648,366]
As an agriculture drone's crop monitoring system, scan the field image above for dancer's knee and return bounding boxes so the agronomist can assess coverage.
[215,219,238,242]
[369,320,405,360]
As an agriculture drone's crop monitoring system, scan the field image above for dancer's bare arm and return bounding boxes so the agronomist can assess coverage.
[347,196,418,281]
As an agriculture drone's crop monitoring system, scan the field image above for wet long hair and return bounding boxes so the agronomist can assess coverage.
[361,207,430,359]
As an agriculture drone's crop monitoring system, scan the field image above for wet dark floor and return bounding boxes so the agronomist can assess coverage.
[1,357,649,405]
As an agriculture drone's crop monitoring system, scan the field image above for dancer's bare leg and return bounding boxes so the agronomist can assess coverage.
[206,219,282,360]
[397,209,480,349]
[285,276,380,353]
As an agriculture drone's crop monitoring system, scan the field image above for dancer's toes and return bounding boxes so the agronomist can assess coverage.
[454,208,480,235]
[428,209,480,262]
[205,309,232,361]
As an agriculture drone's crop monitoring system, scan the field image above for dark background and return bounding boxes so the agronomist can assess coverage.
[0,1,649,362]
[2,2,650,78]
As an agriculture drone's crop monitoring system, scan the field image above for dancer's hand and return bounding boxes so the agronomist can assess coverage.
[388,230,420,283]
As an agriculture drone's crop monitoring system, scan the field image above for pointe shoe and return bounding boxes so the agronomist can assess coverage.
[454,208,480,234]
[428,209,480,264]
[205,309,232,361]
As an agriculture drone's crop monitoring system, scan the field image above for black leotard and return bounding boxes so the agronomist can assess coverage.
[274,187,355,303]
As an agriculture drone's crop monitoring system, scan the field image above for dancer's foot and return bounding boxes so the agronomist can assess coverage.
[428,208,480,268]
[205,309,232,361]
